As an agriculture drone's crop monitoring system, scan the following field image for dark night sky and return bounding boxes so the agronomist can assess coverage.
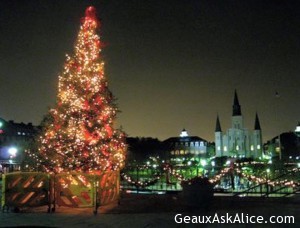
[1,0,300,142]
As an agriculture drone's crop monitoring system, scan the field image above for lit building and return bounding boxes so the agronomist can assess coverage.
[0,118,39,172]
[264,122,300,160]
[215,90,263,159]
[163,129,210,162]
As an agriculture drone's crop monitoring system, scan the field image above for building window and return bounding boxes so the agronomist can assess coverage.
[257,145,261,150]
[217,146,221,151]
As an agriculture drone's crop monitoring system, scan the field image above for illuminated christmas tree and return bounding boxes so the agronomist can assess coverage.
[37,6,126,173]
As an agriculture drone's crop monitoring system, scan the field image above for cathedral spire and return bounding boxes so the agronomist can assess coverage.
[215,115,222,132]
[254,112,261,130]
[232,90,242,116]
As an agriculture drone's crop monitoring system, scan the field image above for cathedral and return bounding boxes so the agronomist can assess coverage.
[215,91,263,159]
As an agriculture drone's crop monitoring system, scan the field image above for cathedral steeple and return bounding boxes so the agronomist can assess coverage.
[254,112,261,130]
[232,90,242,116]
[215,115,222,132]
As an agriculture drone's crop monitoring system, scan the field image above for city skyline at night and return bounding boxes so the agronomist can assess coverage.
[1,0,300,141]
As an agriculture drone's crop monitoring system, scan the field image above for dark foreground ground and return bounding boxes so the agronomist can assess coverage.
[0,192,299,227]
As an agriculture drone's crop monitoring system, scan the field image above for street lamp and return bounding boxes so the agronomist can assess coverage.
[8,147,17,172]
[200,159,207,167]
[266,168,271,196]
[211,161,215,167]
[8,147,17,157]
[211,161,216,173]
[200,159,207,176]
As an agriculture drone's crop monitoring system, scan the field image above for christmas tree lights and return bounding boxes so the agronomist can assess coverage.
[37,6,126,173]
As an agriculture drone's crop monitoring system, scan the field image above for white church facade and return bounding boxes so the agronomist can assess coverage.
[215,91,263,159]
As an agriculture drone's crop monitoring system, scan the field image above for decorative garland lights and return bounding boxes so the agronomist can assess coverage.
[166,168,185,182]
[121,157,300,189]
[209,167,231,184]
[121,172,161,188]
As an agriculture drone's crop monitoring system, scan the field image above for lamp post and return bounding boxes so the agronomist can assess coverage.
[8,147,17,172]
[136,165,139,193]
[266,168,270,197]
[200,159,207,176]
[275,91,282,160]
[211,160,216,176]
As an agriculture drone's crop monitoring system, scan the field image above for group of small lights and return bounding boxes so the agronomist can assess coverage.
[209,167,231,184]
[235,161,267,167]
[167,168,185,182]
[235,167,300,188]
[121,161,184,187]
[235,168,266,184]
[121,172,161,187]
[120,157,300,188]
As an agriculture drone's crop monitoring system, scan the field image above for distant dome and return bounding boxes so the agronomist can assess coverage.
[180,129,188,137]
[295,122,300,136]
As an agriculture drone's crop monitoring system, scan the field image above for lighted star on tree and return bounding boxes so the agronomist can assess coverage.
[36,6,126,173]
